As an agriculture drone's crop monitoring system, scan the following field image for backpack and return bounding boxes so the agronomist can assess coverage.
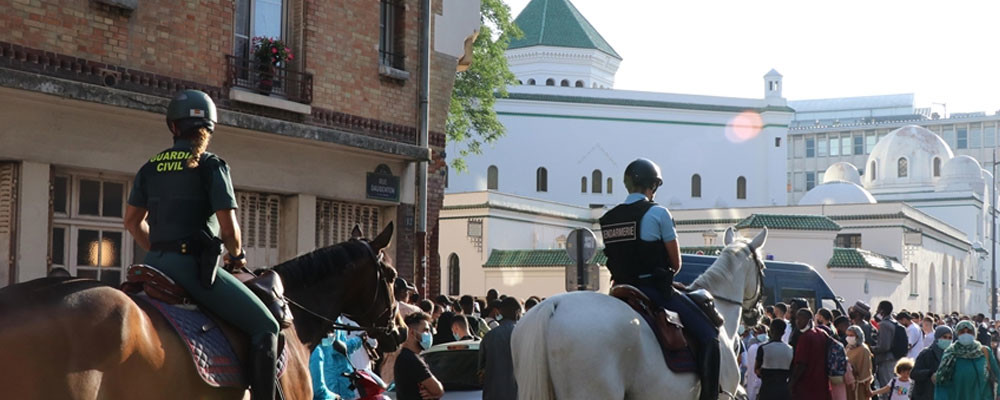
[890,320,909,359]
[825,334,848,377]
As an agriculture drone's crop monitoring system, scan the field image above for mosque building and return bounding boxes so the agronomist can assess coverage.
[439,0,993,314]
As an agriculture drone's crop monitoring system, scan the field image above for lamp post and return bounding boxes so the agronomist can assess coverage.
[992,146,997,320]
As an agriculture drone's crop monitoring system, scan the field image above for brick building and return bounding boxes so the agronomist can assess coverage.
[0,0,480,295]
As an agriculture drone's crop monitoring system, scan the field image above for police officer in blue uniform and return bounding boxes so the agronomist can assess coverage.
[599,158,720,400]
[124,90,280,400]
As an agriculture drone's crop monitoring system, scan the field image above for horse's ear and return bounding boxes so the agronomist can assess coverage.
[749,227,768,250]
[351,224,364,240]
[370,222,394,251]
[723,227,735,246]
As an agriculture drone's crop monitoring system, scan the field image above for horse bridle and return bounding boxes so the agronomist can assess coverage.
[709,242,765,316]
[284,238,396,334]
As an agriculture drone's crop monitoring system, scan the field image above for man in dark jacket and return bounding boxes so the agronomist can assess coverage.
[909,325,953,400]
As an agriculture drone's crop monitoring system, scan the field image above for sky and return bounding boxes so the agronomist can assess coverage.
[503,0,1000,115]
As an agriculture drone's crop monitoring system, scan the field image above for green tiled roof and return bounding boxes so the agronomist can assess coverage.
[681,246,724,256]
[735,214,841,231]
[827,247,908,274]
[509,0,621,59]
[484,248,606,268]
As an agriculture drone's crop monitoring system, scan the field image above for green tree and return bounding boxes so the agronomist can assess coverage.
[446,0,522,171]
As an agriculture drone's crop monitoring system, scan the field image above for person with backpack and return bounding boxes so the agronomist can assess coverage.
[822,325,849,400]
[789,309,833,400]
[871,301,905,399]
[934,320,999,400]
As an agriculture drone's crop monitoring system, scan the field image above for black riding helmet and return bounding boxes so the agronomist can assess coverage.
[166,89,218,135]
[624,158,663,191]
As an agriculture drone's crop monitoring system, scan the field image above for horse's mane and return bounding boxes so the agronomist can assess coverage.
[691,241,746,290]
[271,241,367,290]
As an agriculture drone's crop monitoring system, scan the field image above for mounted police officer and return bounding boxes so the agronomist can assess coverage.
[124,90,281,400]
[599,158,720,400]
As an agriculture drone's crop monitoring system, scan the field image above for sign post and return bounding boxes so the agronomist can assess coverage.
[566,228,598,292]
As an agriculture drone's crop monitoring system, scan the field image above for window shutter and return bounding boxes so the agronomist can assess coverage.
[236,191,282,268]
[315,199,382,248]
[0,163,17,287]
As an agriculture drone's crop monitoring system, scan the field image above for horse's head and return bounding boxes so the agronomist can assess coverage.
[341,223,402,352]
[720,226,768,325]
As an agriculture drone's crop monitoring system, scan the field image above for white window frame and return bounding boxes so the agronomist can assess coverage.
[51,170,133,283]
[234,0,288,58]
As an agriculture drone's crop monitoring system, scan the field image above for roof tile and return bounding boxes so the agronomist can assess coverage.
[509,0,621,59]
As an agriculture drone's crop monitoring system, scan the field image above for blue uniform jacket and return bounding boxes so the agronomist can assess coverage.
[310,320,362,400]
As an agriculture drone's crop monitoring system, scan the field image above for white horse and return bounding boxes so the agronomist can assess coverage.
[512,227,767,400]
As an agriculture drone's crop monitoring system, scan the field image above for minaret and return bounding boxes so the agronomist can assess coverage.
[764,69,786,106]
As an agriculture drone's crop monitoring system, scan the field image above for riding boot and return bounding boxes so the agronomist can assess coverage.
[696,337,721,400]
[250,332,279,400]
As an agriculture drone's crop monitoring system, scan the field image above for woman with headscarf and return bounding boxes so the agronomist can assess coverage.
[844,325,873,400]
[934,320,999,400]
[909,325,951,400]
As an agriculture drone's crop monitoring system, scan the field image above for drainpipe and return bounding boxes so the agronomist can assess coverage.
[416,0,431,296]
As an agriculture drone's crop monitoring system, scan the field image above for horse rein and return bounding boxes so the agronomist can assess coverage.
[703,242,765,314]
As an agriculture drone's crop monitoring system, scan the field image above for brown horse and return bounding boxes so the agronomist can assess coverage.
[0,223,401,400]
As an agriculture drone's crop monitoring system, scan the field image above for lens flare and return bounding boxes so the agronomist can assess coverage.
[725,111,764,143]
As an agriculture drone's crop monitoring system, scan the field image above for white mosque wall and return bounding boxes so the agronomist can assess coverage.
[446,85,793,210]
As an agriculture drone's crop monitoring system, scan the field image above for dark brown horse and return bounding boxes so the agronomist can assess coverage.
[0,223,401,400]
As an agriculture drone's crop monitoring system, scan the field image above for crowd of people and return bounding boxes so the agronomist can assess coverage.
[309,278,540,400]
[738,299,1000,400]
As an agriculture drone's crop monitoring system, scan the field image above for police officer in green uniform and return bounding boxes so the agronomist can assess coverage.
[599,158,720,400]
[124,90,280,400]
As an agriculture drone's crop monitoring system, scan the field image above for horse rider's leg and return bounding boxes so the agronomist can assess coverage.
[662,293,720,400]
[146,251,281,400]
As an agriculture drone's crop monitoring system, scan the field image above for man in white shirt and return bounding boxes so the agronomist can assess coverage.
[899,312,922,359]
[920,316,935,351]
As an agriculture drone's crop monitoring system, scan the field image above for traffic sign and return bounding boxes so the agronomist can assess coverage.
[565,228,598,291]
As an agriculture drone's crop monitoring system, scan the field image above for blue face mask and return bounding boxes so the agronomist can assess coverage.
[738,326,746,335]
[958,333,975,346]
[938,338,952,350]
[453,333,461,341]
[757,333,768,343]
[321,334,334,347]
[495,315,502,322]
[419,331,433,350]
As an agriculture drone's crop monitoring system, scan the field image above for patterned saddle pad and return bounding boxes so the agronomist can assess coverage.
[138,294,289,388]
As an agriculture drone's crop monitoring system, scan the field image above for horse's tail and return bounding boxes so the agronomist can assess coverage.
[512,298,556,400]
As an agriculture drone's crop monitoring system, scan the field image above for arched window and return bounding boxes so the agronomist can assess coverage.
[443,165,449,189]
[592,82,598,88]
[897,157,908,178]
[736,176,747,200]
[517,80,523,85]
[545,78,555,86]
[575,80,584,88]
[870,161,877,181]
[691,174,702,198]
[487,165,498,190]
[536,167,548,192]
[606,178,613,194]
[592,170,603,193]
[581,177,587,193]
[560,79,570,87]
[448,253,460,295]
[527,78,535,85]
[933,157,942,177]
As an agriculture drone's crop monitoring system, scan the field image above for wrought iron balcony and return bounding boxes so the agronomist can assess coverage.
[226,55,313,104]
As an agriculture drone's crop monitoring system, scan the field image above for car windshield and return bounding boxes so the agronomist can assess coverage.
[423,349,482,391]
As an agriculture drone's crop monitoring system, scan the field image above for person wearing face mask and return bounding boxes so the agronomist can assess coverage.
[789,308,833,399]
[451,315,478,342]
[743,325,769,400]
[844,325,873,400]
[909,325,952,400]
[933,320,999,400]
[872,301,900,397]
[394,312,444,400]
[309,316,364,400]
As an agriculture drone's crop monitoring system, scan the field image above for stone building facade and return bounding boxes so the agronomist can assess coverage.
[0,0,480,295]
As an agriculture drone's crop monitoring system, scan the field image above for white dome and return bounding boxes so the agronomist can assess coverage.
[823,162,862,185]
[799,181,877,205]
[864,125,954,193]
[936,155,985,194]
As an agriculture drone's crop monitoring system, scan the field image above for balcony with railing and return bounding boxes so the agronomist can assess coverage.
[226,55,313,112]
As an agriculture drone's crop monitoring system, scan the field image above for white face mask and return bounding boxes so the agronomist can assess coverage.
[846,336,857,346]
[799,321,813,333]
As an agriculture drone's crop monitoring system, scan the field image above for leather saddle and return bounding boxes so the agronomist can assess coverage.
[121,264,294,329]
[610,284,724,373]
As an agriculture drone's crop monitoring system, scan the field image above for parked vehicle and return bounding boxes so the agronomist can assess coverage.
[386,340,482,400]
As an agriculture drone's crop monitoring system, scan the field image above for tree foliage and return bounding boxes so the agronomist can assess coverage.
[446,0,522,171]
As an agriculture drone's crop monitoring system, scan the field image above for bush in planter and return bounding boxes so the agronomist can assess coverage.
[252,37,295,94]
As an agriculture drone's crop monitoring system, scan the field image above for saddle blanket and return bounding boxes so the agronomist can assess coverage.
[140,294,288,388]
